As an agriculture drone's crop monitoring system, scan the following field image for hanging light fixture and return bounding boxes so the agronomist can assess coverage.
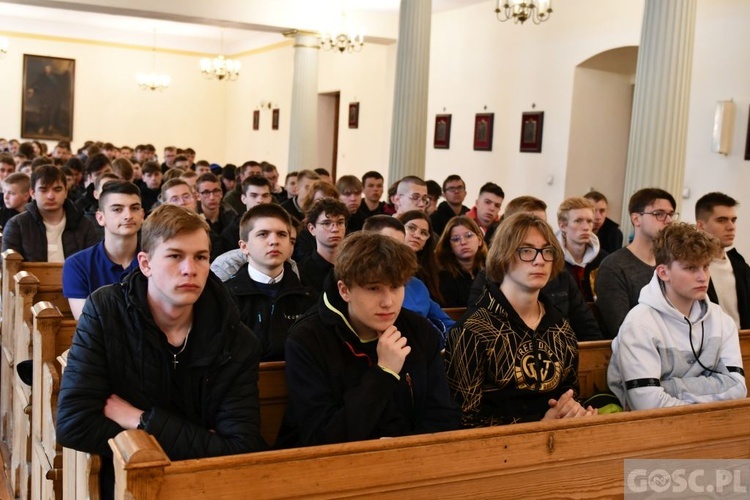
[0,37,9,58]
[496,0,553,25]
[320,11,364,53]
[136,29,171,91]
[200,29,240,81]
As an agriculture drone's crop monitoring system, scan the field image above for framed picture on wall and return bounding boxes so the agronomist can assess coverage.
[745,106,750,161]
[473,113,494,151]
[434,114,452,149]
[253,110,260,131]
[21,54,75,141]
[349,102,359,129]
[272,108,280,130]
[520,111,544,153]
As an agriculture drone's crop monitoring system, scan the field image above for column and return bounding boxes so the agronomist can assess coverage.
[621,0,697,223]
[286,31,320,172]
[388,0,432,183]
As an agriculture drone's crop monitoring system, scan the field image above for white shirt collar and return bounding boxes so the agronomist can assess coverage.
[247,263,284,284]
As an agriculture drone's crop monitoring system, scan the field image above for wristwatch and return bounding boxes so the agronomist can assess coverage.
[137,411,148,430]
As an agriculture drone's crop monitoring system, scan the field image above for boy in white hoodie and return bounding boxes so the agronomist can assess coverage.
[608,223,746,410]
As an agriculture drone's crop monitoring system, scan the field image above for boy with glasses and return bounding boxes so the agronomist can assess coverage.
[595,188,677,338]
[431,175,470,236]
[393,175,429,216]
[196,172,236,238]
[161,178,198,213]
[607,223,746,410]
[298,198,349,293]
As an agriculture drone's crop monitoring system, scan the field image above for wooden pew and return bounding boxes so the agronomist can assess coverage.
[110,398,750,499]
[30,302,76,500]
[0,259,66,498]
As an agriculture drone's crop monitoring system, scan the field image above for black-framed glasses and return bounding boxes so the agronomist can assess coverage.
[517,246,556,262]
[199,188,223,197]
[444,186,466,193]
[316,219,347,231]
[449,231,476,244]
[405,223,431,239]
[640,210,679,222]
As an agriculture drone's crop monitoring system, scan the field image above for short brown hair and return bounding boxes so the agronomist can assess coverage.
[653,222,721,267]
[336,175,363,195]
[3,172,30,193]
[141,204,210,255]
[301,181,339,213]
[112,158,134,181]
[486,213,564,284]
[239,203,292,242]
[557,196,594,225]
[335,232,418,288]
[503,196,548,219]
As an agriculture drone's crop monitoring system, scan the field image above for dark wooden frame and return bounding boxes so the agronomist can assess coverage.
[520,111,544,153]
[348,102,359,129]
[745,106,750,161]
[434,114,452,149]
[473,113,494,151]
[21,54,75,141]
[253,110,260,131]
[272,109,279,130]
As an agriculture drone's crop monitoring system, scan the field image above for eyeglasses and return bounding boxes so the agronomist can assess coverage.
[444,186,465,194]
[517,246,556,262]
[167,193,195,204]
[199,188,223,197]
[405,223,431,239]
[402,193,430,205]
[316,219,347,231]
[640,210,679,222]
[449,231,476,244]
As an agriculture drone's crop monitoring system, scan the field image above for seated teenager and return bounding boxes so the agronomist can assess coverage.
[139,161,163,212]
[436,216,487,308]
[84,172,120,242]
[445,213,597,427]
[297,198,349,293]
[225,204,316,361]
[363,215,455,345]
[57,204,266,497]
[584,190,624,254]
[277,232,460,448]
[607,223,746,410]
[220,175,274,253]
[2,164,99,262]
[556,196,608,302]
[397,210,444,303]
[291,180,339,263]
[63,180,144,319]
[0,172,30,229]
[336,175,366,233]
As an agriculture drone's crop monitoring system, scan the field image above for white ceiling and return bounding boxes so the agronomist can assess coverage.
[0,0,492,54]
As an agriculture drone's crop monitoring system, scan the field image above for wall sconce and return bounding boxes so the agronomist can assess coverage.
[258,101,274,110]
[712,99,735,155]
[0,37,9,58]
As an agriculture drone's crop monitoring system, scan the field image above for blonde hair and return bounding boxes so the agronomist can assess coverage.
[141,204,210,254]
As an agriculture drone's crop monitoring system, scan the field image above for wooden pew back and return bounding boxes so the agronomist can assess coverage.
[31,302,77,500]
[110,398,750,499]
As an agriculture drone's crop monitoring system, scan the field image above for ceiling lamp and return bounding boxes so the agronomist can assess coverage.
[0,37,8,57]
[200,30,240,81]
[136,29,171,91]
[320,12,364,53]
[496,0,553,25]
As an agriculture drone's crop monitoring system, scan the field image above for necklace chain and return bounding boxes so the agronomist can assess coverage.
[171,323,192,369]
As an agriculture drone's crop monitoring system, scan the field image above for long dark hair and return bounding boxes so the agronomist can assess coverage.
[397,210,444,303]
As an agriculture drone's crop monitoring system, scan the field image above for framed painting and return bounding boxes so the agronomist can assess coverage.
[348,102,359,129]
[272,108,280,130]
[253,110,260,131]
[434,114,451,149]
[745,106,750,161]
[21,54,75,141]
[520,111,544,153]
[473,113,494,151]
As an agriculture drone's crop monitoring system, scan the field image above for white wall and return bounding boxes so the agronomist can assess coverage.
[425,0,644,216]
[0,33,228,162]
[683,0,750,253]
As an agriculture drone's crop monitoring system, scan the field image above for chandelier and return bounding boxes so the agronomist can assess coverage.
[320,12,364,53]
[496,0,553,25]
[136,29,171,91]
[200,30,240,81]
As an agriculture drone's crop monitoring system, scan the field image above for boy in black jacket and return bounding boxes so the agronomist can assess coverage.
[277,232,460,448]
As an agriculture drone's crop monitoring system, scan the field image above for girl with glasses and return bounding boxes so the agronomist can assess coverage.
[397,210,443,304]
[445,213,596,427]
[435,216,487,307]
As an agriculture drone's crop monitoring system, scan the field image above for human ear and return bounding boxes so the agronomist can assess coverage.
[656,263,670,282]
[337,280,351,303]
[137,252,152,277]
